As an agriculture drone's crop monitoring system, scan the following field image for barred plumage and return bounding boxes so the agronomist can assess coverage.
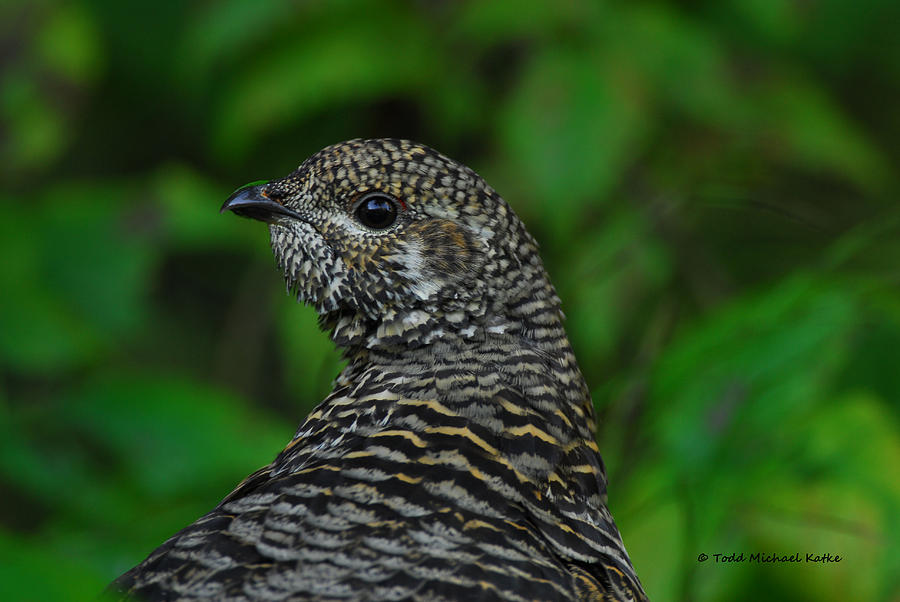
[112,139,647,601]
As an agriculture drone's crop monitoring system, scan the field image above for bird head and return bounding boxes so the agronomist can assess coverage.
[222,139,561,351]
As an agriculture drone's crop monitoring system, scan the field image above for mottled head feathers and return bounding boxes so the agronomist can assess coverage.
[251,139,561,351]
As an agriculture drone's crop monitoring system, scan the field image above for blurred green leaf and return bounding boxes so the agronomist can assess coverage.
[0,73,67,173]
[558,205,671,372]
[0,183,156,372]
[500,46,646,232]
[35,3,103,85]
[652,276,856,483]
[213,2,440,158]
[724,0,803,49]
[618,4,740,126]
[454,0,591,41]
[60,374,290,498]
[177,1,296,93]
[0,528,110,602]
[757,74,890,191]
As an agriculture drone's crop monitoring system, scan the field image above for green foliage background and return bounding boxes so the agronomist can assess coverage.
[2,1,899,600]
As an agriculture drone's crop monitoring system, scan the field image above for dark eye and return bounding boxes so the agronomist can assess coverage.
[354,193,398,230]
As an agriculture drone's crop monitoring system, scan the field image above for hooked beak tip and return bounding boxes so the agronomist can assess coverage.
[221,183,301,223]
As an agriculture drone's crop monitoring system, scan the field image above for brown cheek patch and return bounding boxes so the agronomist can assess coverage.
[408,219,474,276]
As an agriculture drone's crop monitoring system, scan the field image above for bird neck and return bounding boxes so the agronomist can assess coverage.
[315,267,597,446]
[340,318,595,438]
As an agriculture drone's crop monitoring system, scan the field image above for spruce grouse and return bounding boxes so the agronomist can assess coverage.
[112,139,647,601]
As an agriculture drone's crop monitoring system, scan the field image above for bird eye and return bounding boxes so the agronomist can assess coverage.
[354,193,398,230]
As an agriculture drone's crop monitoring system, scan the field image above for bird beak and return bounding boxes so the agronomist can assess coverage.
[220,183,304,223]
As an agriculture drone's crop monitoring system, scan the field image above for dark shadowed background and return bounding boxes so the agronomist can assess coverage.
[1,1,899,600]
